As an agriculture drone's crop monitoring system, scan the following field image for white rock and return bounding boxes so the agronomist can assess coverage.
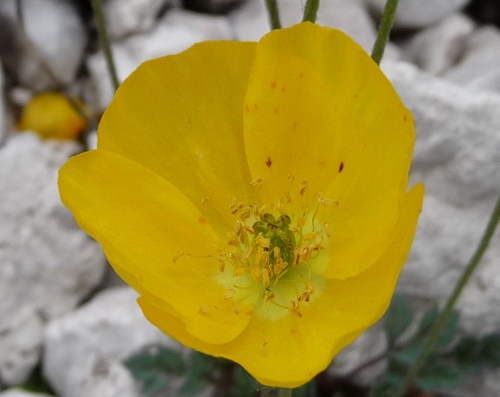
[443,26,500,94]
[402,13,475,75]
[104,0,180,39]
[0,303,43,386]
[381,60,500,397]
[230,0,377,53]
[87,9,233,111]
[0,133,106,317]
[43,287,188,397]
[364,0,470,28]
[0,390,54,397]
[329,323,387,386]
[383,60,500,335]
[0,61,5,144]
[0,0,87,90]
[0,133,106,384]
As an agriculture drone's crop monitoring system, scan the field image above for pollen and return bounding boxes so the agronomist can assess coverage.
[216,183,331,320]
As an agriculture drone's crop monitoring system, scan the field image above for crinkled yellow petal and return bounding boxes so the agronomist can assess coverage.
[244,22,415,279]
[138,183,423,387]
[97,41,258,235]
[58,150,252,344]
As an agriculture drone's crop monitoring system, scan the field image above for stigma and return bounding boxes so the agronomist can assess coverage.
[217,190,330,319]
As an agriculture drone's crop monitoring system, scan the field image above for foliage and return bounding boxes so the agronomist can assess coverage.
[370,294,500,396]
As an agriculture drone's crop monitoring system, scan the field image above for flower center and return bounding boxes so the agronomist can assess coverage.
[217,198,329,319]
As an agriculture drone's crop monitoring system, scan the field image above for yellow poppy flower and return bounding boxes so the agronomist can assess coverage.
[58,22,423,387]
[18,92,88,140]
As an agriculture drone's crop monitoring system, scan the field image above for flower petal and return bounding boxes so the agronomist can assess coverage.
[97,41,258,234]
[243,22,415,278]
[138,183,423,387]
[58,150,252,344]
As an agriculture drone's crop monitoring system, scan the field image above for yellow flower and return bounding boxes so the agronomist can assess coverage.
[58,22,423,387]
[18,92,88,140]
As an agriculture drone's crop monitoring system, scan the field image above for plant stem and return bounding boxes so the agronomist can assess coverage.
[302,0,320,23]
[371,0,399,64]
[90,0,120,91]
[278,388,292,397]
[264,0,282,30]
[394,193,500,397]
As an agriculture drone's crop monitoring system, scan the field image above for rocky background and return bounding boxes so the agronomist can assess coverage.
[0,0,500,396]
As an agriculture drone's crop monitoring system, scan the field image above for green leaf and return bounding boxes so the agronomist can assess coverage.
[384,294,413,345]
[479,333,500,368]
[455,336,481,375]
[392,344,420,366]
[181,375,208,395]
[417,306,439,336]
[435,311,460,348]
[370,380,400,397]
[190,352,213,377]
[124,346,187,394]
[230,366,258,397]
[156,346,188,374]
[416,363,464,391]
[292,381,317,397]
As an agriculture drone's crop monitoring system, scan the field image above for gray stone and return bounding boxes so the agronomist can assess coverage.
[0,133,106,385]
[43,287,193,397]
[0,390,54,397]
[87,9,233,111]
[0,0,87,90]
[329,323,387,386]
[364,0,470,28]
[0,303,43,386]
[230,0,377,53]
[402,13,475,75]
[104,0,180,39]
[0,61,5,144]
[382,60,500,395]
[443,26,500,94]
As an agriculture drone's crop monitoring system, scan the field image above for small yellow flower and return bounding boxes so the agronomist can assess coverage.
[18,92,88,140]
[58,22,423,387]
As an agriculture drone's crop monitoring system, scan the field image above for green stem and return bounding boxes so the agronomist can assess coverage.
[264,0,282,30]
[394,193,500,397]
[90,0,120,91]
[302,0,320,23]
[371,0,399,65]
[278,388,292,397]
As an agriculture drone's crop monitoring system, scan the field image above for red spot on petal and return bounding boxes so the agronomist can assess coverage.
[244,103,249,113]
[199,216,206,224]
[271,80,276,89]
[404,115,407,122]
[282,87,285,92]
[254,103,258,110]
[265,157,272,168]
[273,108,279,115]
[338,162,344,173]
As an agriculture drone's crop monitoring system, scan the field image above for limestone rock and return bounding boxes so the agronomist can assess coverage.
[87,9,232,111]
[0,390,54,397]
[0,0,87,90]
[43,287,187,397]
[0,133,106,385]
[364,0,470,28]
[230,0,377,53]
[402,13,475,75]
[443,26,500,94]
[383,59,500,342]
[103,0,180,39]
[381,60,500,397]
